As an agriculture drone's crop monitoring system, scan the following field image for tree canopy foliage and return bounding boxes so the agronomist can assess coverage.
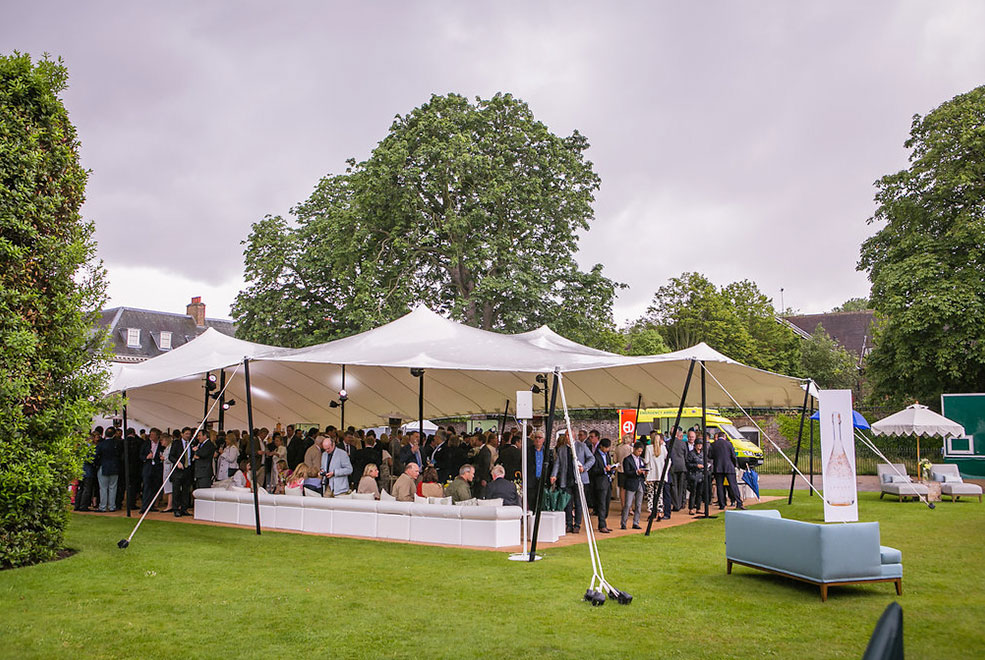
[234,93,620,348]
[859,85,985,407]
[0,53,108,567]
[831,297,870,312]
[637,272,801,373]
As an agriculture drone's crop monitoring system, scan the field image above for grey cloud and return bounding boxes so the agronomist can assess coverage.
[3,1,983,319]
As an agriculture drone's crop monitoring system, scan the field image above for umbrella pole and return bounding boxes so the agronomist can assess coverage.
[787,382,811,505]
[646,359,696,536]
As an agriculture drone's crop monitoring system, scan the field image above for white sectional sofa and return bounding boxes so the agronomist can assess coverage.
[192,488,522,548]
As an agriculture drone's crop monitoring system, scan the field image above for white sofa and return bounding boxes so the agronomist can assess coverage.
[193,488,522,548]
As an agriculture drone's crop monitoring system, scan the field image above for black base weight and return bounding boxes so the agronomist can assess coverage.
[117,539,129,549]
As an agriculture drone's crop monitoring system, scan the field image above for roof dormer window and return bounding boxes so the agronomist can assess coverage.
[160,331,172,350]
[126,328,141,348]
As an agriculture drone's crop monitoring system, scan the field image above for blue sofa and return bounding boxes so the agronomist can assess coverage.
[724,510,902,601]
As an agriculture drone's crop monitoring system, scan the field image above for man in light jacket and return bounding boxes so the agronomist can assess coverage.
[319,435,353,497]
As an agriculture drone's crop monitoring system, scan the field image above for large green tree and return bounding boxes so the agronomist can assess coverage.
[638,272,800,373]
[234,93,620,347]
[0,53,108,567]
[859,86,985,407]
[799,325,859,389]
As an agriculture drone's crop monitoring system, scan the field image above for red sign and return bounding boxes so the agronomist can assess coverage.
[619,409,637,438]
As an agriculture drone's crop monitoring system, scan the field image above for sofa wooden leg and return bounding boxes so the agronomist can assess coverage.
[879,492,884,499]
[820,584,828,602]
[727,559,733,574]
[895,579,902,596]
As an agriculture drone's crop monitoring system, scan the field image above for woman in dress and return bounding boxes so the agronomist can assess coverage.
[160,434,174,512]
[417,466,444,498]
[217,434,240,480]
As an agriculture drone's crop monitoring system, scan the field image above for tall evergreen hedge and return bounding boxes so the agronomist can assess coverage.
[0,53,108,567]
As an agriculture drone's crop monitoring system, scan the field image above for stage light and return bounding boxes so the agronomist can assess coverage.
[531,385,542,394]
[338,389,348,402]
[222,400,236,410]
[535,373,547,385]
[329,400,340,408]
[410,368,425,378]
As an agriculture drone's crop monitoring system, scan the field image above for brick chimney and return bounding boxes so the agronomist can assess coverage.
[186,296,206,326]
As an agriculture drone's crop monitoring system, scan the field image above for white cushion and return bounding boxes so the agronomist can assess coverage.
[379,489,395,502]
[303,487,323,498]
[285,486,302,497]
[454,498,478,506]
[230,486,250,492]
[414,495,429,504]
[351,493,375,500]
[943,474,962,483]
[890,475,910,484]
[429,496,452,505]
[477,498,503,507]
[334,493,352,499]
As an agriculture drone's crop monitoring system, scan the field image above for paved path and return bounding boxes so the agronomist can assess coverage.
[758,474,883,492]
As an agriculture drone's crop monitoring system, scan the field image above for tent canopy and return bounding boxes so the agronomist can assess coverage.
[109,307,811,430]
[870,404,966,438]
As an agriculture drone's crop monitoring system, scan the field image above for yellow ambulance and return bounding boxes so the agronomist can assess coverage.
[618,408,764,467]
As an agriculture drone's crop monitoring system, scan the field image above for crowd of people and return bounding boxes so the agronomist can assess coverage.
[74,422,747,532]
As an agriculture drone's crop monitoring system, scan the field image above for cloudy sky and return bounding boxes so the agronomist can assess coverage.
[5,1,984,324]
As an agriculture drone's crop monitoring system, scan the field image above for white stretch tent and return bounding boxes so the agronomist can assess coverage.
[108,307,810,430]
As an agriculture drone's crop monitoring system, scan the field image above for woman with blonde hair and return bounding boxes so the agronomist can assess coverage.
[644,433,668,517]
[357,464,380,499]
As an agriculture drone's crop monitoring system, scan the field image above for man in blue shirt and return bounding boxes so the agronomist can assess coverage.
[525,430,548,510]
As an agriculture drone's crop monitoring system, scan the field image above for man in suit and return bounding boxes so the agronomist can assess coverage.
[669,427,688,511]
[620,442,647,529]
[400,432,423,468]
[711,431,745,510]
[496,434,522,483]
[392,462,419,502]
[483,465,519,506]
[319,435,353,497]
[192,429,215,491]
[570,432,595,533]
[168,427,194,516]
[286,426,307,471]
[588,437,616,533]
[140,428,164,513]
[525,430,549,511]
[474,434,497,497]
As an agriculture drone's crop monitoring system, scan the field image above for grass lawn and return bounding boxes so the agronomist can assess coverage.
[1,490,983,659]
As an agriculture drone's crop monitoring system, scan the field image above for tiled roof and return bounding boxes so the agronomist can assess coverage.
[783,311,875,357]
[98,307,237,362]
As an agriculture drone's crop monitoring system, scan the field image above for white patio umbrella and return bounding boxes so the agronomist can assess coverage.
[870,403,967,474]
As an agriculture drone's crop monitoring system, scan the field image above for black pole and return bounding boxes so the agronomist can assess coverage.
[340,365,346,433]
[418,370,424,437]
[699,361,714,519]
[646,359,696,536]
[529,369,560,561]
[123,393,131,518]
[218,369,226,432]
[787,382,812,505]
[809,397,816,495]
[632,393,642,442]
[244,358,261,535]
[499,399,509,439]
[203,371,211,422]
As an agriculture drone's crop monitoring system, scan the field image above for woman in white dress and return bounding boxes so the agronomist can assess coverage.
[160,435,174,512]
[644,433,667,515]
[217,437,240,480]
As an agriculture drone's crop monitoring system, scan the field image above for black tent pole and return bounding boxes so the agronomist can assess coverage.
[499,399,509,438]
[123,393,131,518]
[809,397,816,495]
[699,361,715,519]
[787,382,811,505]
[203,371,211,422]
[340,365,346,433]
[244,358,260,535]
[529,369,560,561]
[218,369,226,432]
[632,393,642,442]
[418,370,424,437]
[646,359,696,536]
